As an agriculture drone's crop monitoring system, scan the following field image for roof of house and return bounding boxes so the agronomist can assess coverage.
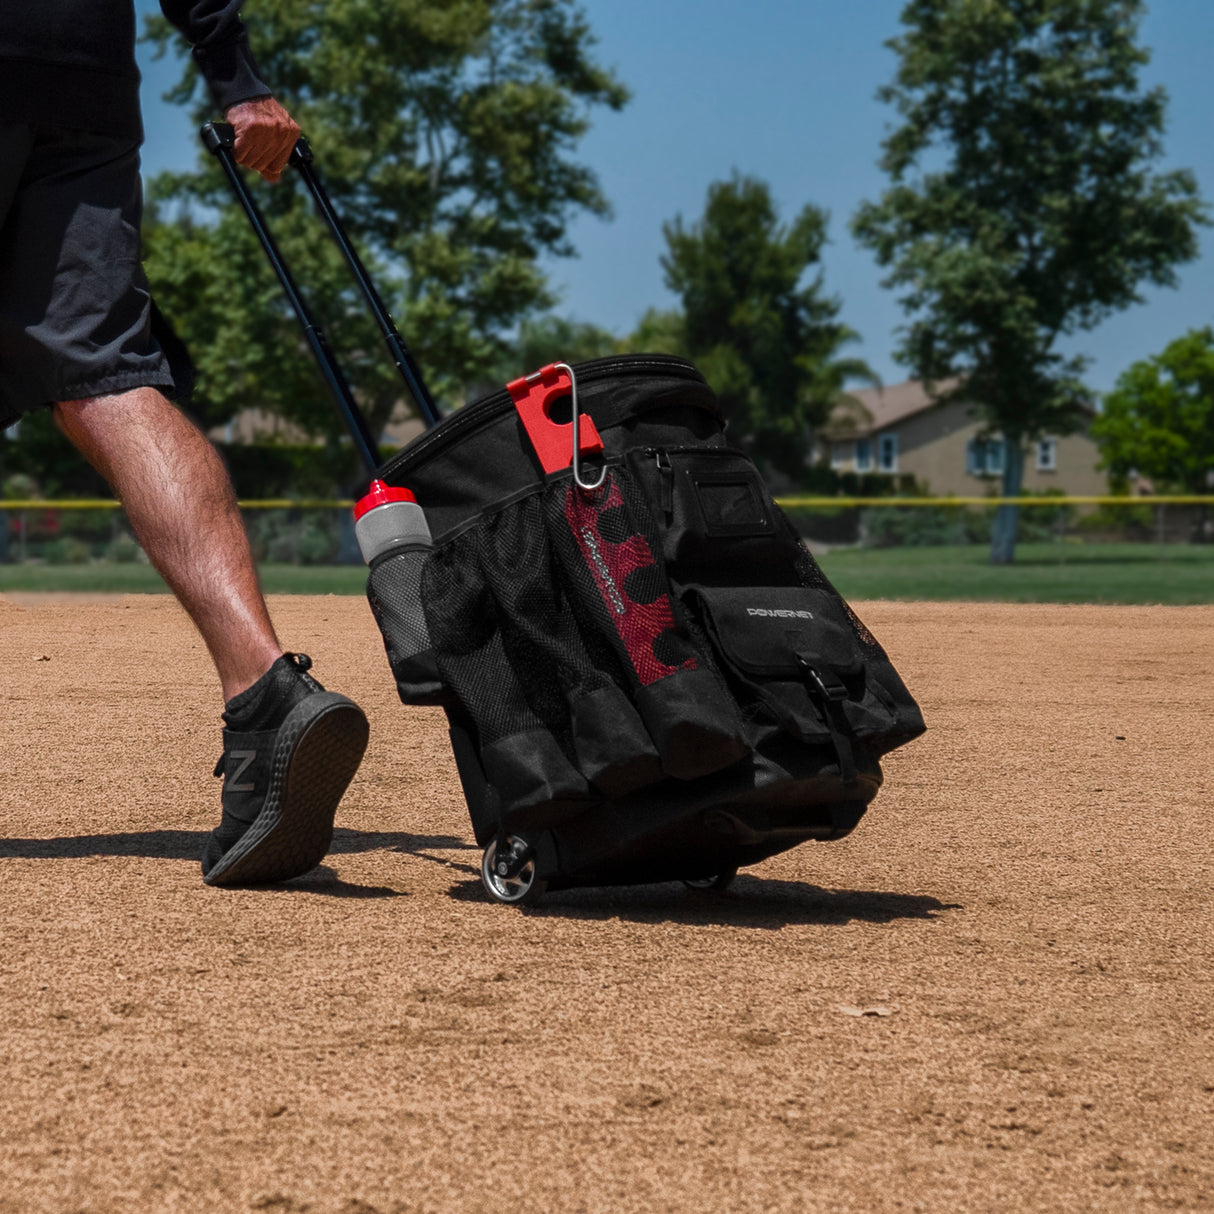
[823,380,948,439]
[823,378,1097,440]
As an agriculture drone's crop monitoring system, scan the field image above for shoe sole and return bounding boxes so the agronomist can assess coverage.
[203,693,369,887]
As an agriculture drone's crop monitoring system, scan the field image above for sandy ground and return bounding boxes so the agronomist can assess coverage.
[0,594,1211,1214]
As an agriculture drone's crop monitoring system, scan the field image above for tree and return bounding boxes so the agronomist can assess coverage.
[1093,328,1214,539]
[851,0,1207,562]
[485,313,622,386]
[628,308,686,357]
[661,174,876,481]
[142,0,627,454]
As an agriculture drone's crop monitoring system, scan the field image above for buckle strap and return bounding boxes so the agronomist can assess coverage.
[797,656,857,784]
[803,663,848,702]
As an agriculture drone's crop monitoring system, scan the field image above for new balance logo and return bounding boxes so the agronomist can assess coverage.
[229,750,258,792]
[746,607,814,620]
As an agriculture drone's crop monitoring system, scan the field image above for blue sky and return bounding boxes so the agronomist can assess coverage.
[136,0,1214,394]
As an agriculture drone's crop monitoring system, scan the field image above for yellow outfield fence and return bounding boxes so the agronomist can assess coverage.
[2,495,1213,510]
[1,493,1209,564]
[776,495,1214,508]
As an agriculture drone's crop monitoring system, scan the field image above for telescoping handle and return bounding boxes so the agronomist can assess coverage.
[200,122,442,477]
[287,137,442,430]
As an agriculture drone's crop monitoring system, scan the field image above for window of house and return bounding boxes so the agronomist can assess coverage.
[1036,437,1057,472]
[877,433,898,473]
[854,438,873,472]
[830,442,849,469]
[966,437,1006,476]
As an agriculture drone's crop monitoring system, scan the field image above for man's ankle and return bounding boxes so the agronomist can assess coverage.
[219,648,286,704]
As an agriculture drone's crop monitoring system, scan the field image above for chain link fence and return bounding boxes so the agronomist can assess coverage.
[0,496,1211,566]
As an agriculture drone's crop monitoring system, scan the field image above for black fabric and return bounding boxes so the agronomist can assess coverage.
[627,446,797,587]
[0,1,270,137]
[369,353,926,841]
[0,124,179,427]
[541,472,748,781]
[222,652,322,731]
[367,545,442,704]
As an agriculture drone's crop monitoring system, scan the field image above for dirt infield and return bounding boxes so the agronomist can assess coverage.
[1,595,1210,1213]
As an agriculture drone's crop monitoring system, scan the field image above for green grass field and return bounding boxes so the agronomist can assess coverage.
[818,542,1214,604]
[0,563,367,596]
[0,543,1210,603]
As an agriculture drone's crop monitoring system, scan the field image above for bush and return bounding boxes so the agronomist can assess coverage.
[782,505,861,546]
[43,537,92,564]
[2,472,38,500]
[1074,501,1156,539]
[860,505,990,547]
[105,533,146,564]
[249,509,340,565]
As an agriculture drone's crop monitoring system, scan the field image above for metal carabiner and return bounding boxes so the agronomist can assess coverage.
[555,361,608,493]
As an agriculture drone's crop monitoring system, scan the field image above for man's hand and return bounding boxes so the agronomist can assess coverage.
[224,97,300,183]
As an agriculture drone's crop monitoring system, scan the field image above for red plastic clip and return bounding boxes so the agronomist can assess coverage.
[506,363,603,476]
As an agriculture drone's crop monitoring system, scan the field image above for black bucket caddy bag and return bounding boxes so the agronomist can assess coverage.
[207,124,926,906]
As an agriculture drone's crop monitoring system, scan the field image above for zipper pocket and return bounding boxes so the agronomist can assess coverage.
[380,354,708,482]
[631,446,802,586]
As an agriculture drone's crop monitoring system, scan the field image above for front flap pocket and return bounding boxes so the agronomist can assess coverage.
[691,585,864,681]
[689,585,876,782]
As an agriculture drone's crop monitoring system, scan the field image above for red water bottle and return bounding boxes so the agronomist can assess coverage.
[356,479,442,703]
[354,479,432,564]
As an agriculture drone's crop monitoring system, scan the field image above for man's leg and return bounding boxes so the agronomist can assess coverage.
[53,386,280,700]
[54,386,369,886]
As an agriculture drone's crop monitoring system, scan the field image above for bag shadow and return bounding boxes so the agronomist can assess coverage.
[443,871,960,929]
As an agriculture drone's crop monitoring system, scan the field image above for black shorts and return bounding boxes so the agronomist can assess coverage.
[0,124,179,431]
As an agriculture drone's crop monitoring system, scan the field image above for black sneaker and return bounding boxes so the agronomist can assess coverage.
[202,653,369,886]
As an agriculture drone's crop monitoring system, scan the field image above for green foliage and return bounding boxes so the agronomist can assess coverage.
[862,505,989,548]
[142,0,628,441]
[661,174,876,479]
[1093,328,1214,493]
[2,472,39,501]
[486,313,623,384]
[0,410,108,499]
[215,440,366,498]
[851,0,1208,561]
[860,492,1071,548]
[248,509,340,564]
[105,533,146,564]
[42,537,92,565]
[0,409,361,502]
[1073,500,1155,538]
[628,308,687,357]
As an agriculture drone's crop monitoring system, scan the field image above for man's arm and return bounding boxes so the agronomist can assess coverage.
[159,0,299,182]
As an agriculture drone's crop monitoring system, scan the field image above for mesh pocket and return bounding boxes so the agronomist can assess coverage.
[476,496,661,797]
[366,546,443,705]
[544,469,749,781]
[422,526,590,819]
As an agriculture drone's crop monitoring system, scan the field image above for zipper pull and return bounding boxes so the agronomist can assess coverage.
[655,450,674,520]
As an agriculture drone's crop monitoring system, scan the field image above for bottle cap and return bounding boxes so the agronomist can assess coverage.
[353,479,418,521]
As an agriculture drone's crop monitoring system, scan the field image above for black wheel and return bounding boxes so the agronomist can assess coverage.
[682,867,738,893]
[481,836,548,906]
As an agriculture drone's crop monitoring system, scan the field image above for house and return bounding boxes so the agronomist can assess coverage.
[816,380,1107,496]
